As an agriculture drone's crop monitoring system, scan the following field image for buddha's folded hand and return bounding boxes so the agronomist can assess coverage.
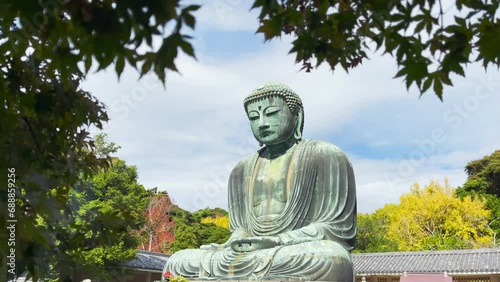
[230,236,281,252]
[200,243,226,251]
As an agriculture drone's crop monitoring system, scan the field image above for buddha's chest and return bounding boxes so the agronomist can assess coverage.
[251,154,293,217]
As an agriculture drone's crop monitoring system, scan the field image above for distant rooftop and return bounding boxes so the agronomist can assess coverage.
[352,248,500,276]
[122,250,170,272]
[129,248,500,276]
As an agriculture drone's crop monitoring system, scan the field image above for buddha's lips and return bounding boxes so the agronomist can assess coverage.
[259,130,274,136]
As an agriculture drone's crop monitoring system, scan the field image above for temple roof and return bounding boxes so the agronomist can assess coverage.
[121,250,170,272]
[126,248,500,276]
[352,248,500,276]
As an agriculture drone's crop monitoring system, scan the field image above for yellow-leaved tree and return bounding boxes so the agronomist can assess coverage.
[387,179,493,251]
[201,216,230,230]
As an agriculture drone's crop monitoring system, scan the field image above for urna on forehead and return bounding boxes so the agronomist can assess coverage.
[244,82,303,113]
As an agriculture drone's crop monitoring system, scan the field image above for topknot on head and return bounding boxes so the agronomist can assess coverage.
[244,82,303,114]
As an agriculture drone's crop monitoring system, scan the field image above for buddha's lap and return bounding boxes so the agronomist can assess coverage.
[273,240,351,261]
[165,240,353,281]
[168,240,351,265]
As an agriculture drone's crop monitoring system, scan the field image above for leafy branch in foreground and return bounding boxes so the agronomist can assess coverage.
[253,0,500,99]
[1,0,200,85]
[1,1,199,280]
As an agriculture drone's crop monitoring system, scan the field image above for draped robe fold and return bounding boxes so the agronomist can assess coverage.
[163,140,357,281]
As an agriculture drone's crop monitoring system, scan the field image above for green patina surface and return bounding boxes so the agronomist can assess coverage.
[163,83,357,281]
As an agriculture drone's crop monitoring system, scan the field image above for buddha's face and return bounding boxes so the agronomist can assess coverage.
[246,96,296,146]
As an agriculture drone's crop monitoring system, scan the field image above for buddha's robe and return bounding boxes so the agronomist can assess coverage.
[163,140,356,281]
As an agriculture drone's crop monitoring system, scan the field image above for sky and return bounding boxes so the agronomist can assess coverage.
[82,1,500,214]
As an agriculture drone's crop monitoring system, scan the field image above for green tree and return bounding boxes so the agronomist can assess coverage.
[456,150,500,246]
[46,134,150,281]
[461,150,500,196]
[168,208,231,252]
[94,133,121,159]
[387,179,493,251]
[1,132,149,281]
[192,208,229,222]
[190,208,230,246]
[55,157,150,281]
[169,225,199,253]
[354,205,398,253]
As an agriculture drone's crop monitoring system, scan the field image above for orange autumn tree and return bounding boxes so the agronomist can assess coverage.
[135,190,176,253]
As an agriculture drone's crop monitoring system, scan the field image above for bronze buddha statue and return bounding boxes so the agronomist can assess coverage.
[162,82,357,281]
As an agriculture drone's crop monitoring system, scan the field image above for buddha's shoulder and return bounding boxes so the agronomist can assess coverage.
[301,139,351,160]
[231,152,259,172]
[301,139,346,153]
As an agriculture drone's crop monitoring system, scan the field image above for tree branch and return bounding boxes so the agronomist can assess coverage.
[23,117,42,152]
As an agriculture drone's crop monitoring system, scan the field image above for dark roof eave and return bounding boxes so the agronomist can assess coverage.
[357,271,500,276]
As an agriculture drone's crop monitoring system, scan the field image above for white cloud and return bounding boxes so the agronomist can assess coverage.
[82,16,500,214]
[194,0,260,32]
[352,151,476,214]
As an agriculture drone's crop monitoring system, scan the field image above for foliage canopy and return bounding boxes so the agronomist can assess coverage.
[355,178,495,253]
[456,150,500,244]
[6,133,150,281]
[387,179,493,251]
[134,192,176,253]
[60,157,149,281]
[1,1,197,279]
[354,204,398,253]
[253,0,500,99]
[168,208,231,253]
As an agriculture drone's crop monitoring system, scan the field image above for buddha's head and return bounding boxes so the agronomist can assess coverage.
[244,82,304,146]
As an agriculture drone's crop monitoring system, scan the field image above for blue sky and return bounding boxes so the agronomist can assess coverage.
[82,0,500,214]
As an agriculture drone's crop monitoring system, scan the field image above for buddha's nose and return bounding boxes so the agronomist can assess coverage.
[258,116,270,129]
[258,123,270,130]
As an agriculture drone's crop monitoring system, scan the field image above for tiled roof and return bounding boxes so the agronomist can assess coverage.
[129,248,500,275]
[352,248,500,275]
[121,250,170,272]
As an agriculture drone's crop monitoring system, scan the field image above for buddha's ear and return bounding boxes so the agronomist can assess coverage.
[294,110,303,141]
